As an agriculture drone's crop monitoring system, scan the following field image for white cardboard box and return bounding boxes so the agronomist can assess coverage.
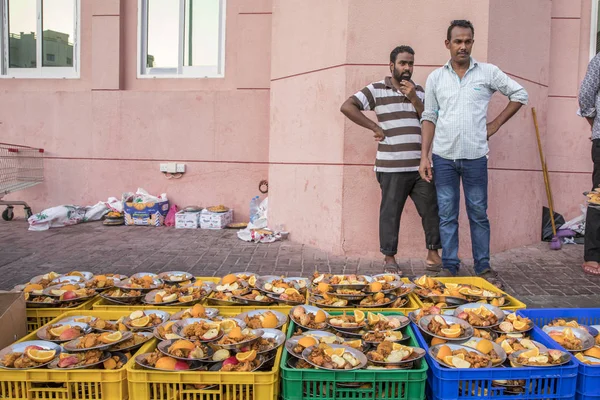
[200,209,233,229]
[175,210,201,229]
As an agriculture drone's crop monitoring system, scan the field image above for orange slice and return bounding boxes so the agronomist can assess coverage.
[178,295,194,303]
[284,288,300,296]
[354,310,365,324]
[441,328,462,338]
[344,340,362,349]
[520,347,539,358]
[367,312,380,325]
[513,320,528,331]
[436,345,452,360]
[236,350,257,362]
[26,348,56,363]
[49,325,71,337]
[100,331,123,343]
[324,347,345,357]
[219,319,238,333]
[130,315,150,328]
[500,340,514,354]
[171,340,195,351]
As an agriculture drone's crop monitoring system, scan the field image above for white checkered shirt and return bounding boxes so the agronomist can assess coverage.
[421,58,528,160]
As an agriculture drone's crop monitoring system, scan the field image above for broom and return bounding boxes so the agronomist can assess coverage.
[532,107,561,250]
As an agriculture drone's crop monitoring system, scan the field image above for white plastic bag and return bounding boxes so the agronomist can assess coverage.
[247,197,268,230]
[560,204,587,235]
[28,201,110,231]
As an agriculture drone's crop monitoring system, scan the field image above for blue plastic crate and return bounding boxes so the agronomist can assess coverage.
[519,308,600,400]
[412,322,577,400]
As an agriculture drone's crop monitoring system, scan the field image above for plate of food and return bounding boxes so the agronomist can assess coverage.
[207,291,248,306]
[48,350,111,369]
[327,310,367,331]
[36,322,91,343]
[157,271,194,284]
[210,351,264,372]
[267,289,306,305]
[495,334,548,355]
[301,344,367,371]
[409,305,443,324]
[99,288,144,304]
[542,326,595,352]
[0,340,62,370]
[256,276,308,294]
[115,276,163,292]
[548,319,599,337]
[135,350,206,371]
[235,310,287,330]
[232,290,275,305]
[492,313,533,334]
[418,315,474,341]
[84,275,121,292]
[289,305,330,330]
[244,328,285,355]
[207,205,229,213]
[309,294,349,308]
[430,343,492,368]
[364,279,404,295]
[362,330,409,345]
[42,284,96,303]
[171,304,219,320]
[359,293,399,308]
[63,331,133,352]
[366,342,425,365]
[215,273,256,292]
[157,339,215,361]
[454,304,505,328]
[109,332,154,352]
[285,332,342,357]
[123,310,171,331]
[457,337,507,366]
[226,222,248,229]
[363,312,410,332]
[216,327,264,351]
[172,318,223,342]
[457,285,504,301]
[509,348,571,367]
[329,274,373,291]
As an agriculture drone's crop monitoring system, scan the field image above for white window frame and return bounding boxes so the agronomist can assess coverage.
[137,0,226,79]
[591,0,599,60]
[0,0,80,79]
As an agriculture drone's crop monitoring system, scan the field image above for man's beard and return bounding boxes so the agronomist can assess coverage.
[392,67,411,82]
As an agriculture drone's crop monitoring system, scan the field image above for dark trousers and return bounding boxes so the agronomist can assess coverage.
[377,171,442,256]
[585,140,600,262]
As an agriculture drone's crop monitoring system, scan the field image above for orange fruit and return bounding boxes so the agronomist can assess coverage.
[178,295,194,303]
[103,358,118,370]
[228,327,243,340]
[154,293,163,303]
[24,284,43,293]
[221,274,237,285]
[317,282,330,293]
[431,337,447,346]
[142,276,153,283]
[324,347,345,357]
[513,320,528,331]
[95,275,107,281]
[60,284,78,291]
[191,304,205,317]
[520,347,540,358]
[171,340,195,351]
[262,313,279,329]
[49,325,71,337]
[130,316,150,328]
[315,310,326,323]
[26,348,56,363]
[584,347,600,358]
[441,328,462,338]
[436,345,452,361]
[374,292,385,301]
[155,356,178,370]
[219,319,238,333]
[284,288,300,296]
[236,350,257,362]
[369,282,382,292]
[367,312,380,325]
[354,310,365,324]
[344,340,362,349]
[476,339,493,355]
[500,340,514,354]
[162,294,177,303]
[298,336,318,348]
[99,331,123,344]
[193,280,204,287]
[69,271,83,277]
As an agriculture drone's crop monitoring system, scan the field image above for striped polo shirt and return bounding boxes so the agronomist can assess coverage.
[353,76,424,173]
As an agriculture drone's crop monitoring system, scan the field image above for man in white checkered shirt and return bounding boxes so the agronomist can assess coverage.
[419,20,528,287]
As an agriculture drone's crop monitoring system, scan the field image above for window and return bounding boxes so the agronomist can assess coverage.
[138,0,226,78]
[0,0,79,78]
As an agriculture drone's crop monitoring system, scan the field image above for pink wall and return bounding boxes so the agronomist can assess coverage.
[3,0,273,221]
[2,0,595,262]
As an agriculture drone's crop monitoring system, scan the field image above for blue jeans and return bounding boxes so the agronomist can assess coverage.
[432,154,491,275]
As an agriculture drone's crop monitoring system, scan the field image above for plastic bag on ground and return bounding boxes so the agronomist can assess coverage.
[164,204,178,227]
[28,201,110,231]
[559,204,587,235]
[541,207,566,242]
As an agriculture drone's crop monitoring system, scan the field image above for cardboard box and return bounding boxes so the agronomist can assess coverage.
[123,200,170,226]
[0,292,26,348]
[200,209,233,229]
[175,210,201,229]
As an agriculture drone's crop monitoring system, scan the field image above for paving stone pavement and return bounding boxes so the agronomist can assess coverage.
[1,220,600,308]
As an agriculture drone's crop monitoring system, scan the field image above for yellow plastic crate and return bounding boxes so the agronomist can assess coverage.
[26,295,98,333]
[127,340,282,400]
[410,276,526,311]
[3,310,157,400]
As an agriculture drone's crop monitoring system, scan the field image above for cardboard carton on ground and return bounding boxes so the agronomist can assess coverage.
[200,209,233,229]
[175,210,201,229]
[0,292,26,348]
[123,200,170,226]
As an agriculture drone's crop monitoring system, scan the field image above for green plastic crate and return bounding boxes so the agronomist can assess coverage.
[280,311,428,400]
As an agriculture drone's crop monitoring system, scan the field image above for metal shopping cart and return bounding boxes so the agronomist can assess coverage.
[0,143,44,221]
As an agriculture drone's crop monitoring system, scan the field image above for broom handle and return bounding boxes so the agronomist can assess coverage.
[532,108,557,236]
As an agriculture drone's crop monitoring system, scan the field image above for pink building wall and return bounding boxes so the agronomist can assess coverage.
[2,0,596,261]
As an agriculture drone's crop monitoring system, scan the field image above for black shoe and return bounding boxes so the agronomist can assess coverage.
[434,268,457,277]
[477,269,504,290]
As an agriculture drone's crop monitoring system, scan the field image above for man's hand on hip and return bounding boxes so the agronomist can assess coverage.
[373,126,385,142]
[486,121,500,139]
[419,158,433,183]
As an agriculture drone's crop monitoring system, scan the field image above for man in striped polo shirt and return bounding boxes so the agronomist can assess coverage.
[341,45,442,274]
